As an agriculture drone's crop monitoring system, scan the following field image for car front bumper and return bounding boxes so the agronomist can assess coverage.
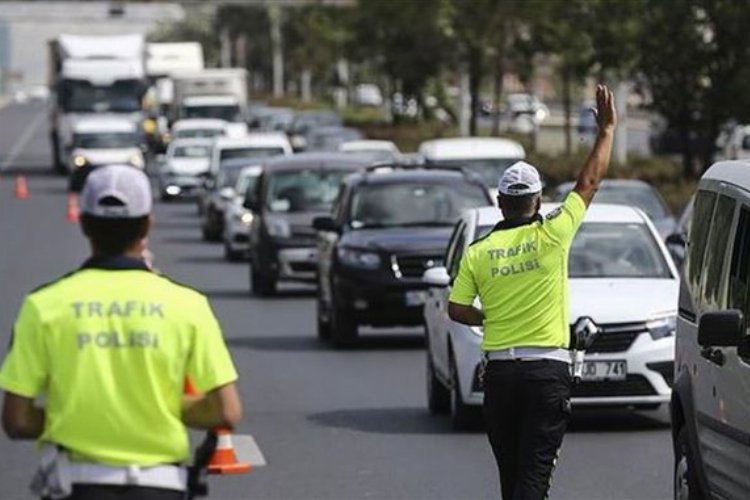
[160,174,204,198]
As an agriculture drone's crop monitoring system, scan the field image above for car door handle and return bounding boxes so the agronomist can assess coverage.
[701,347,726,367]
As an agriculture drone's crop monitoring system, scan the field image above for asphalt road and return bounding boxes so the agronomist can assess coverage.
[0,102,673,500]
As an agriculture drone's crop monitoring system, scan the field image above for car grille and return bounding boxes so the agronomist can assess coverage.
[289,262,316,273]
[391,254,443,279]
[582,322,647,353]
[572,374,656,398]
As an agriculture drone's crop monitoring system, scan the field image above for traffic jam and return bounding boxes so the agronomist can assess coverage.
[2,5,738,498]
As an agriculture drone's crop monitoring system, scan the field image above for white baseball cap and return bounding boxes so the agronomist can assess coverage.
[497,161,543,196]
[80,165,152,218]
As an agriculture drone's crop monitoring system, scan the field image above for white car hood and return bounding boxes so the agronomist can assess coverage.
[73,148,141,165]
[569,278,679,324]
[168,157,210,175]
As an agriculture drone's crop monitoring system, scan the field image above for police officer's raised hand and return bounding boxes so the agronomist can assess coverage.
[592,84,617,134]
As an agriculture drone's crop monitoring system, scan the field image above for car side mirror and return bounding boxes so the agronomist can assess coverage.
[313,216,339,233]
[666,232,686,248]
[219,187,235,200]
[422,266,450,287]
[698,310,746,347]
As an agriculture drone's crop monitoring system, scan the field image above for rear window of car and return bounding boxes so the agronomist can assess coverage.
[220,147,285,161]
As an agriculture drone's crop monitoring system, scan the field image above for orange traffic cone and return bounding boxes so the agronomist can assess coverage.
[14,176,28,199]
[66,193,79,222]
[206,428,251,475]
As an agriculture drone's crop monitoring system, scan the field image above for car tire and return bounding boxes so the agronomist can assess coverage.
[427,349,450,415]
[450,354,477,430]
[674,426,701,500]
[250,262,276,296]
[224,243,243,262]
[316,294,332,342]
[331,304,357,347]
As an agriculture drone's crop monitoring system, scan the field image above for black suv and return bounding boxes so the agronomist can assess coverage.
[313,167,492,345]
[244,153,371,295]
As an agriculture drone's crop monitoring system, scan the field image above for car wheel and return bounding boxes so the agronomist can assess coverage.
[674,426,701,500]
[331,303,357,348]
[427,349,450,415]
[224,243,242,262]
[316,294,332,342]
[450,354,477,430]
[250,262,276,296]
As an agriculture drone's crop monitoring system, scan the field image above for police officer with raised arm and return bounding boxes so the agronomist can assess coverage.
[448,84,617,499]
[0,165,242,500]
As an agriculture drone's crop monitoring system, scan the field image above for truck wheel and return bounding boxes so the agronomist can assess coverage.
[674,426,701,500]
[450,355,477,430]
[427,350,450,415]
[331,304,357,348]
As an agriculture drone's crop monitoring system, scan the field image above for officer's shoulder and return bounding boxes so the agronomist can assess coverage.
[468,231,494,248]
[27,270,82,298]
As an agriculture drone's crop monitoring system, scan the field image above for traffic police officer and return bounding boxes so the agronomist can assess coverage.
[0,165,242,500]
[448,84,617,499]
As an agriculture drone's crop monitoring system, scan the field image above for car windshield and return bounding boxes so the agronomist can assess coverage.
[172,145,211,158]
[175,128,223,139]
[235,172,259,195]
[217,164,251,188]
[220,147,285,161]
[73,132,139,149]
[476,222,671,278]
[266,169,351,213]
[350,181,489,229]
[183,105,240,122]
[432,158,522,187]
[556,185,669,220]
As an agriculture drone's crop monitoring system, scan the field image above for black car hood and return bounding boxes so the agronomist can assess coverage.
[339,227,453,254]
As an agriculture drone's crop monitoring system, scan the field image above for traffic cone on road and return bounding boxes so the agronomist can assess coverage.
[206,428,251,475]
[14,176,28,199]
[66,193,79,223]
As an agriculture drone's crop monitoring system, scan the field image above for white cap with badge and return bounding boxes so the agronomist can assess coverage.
[497,161,543,196]
[80,165,152,218]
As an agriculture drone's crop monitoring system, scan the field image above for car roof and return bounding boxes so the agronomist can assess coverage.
[701,160,750,193]
[346,167,482,186]
[261,152,372,172]
[172,118,227,130]
[214,133,291,149]
[419,137,526,160]
[473,203,649,227]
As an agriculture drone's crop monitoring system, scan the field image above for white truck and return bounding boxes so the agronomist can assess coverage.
[48,34,147,173]
[171,69,248,125]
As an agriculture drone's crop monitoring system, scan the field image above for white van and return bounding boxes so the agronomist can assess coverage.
[418,137,526,194]
[209,133,292,175]
[672,160,750,499]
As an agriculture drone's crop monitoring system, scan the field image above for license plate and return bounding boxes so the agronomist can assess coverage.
[404,290,427,306]
[581,360,627,381]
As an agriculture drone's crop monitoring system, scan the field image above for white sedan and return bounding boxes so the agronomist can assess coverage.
[423,203,680,429]
[222,166,262,261]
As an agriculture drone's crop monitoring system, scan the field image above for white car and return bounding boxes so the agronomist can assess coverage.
[423,203,680,428]
[209,133,293,175]
[223,165,262,261]
[158,138,213,200]
[169,118,228,142]
[338,140,401,163]
[418,137,526,195]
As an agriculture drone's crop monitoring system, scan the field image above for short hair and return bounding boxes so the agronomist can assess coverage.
[80,214,150,256]
[498,192,540,218]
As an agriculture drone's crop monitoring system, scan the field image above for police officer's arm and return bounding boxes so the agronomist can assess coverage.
[447,249,483,326]
[182,382,242,429]
[2,393,44,439]
[448,303,484,326]
[574,84,617,207]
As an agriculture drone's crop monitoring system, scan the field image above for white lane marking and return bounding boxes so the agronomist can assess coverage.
[231,434,267,467]
[0,109,46,172]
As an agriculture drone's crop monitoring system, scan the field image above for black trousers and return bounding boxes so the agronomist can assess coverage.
[483,359,572,500]
[44,484,184,500]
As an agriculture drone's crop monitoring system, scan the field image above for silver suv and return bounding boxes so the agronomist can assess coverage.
[672,161,750,499]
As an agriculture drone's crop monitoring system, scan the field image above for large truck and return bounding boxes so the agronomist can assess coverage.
[48,34,148,173]
[171,69,248,124]
[145,42,205,150]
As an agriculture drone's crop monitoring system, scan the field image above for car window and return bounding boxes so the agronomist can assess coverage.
[173,145,211,158]
[220,147,285,161]
[728,207,750,324]
[591,185,669,219]
[348,181,489,229]
[701,195,736,310]
[430,158,521,188]
[175,129,223,139]
[265,169,351,213]
[569,222,671,278]
[687,190,717,295]
[216,164,249,188]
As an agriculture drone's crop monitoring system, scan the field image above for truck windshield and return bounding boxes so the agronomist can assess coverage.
[73,132,139,149]
[220,148,285,161]
[61,79,142,113]
[183,105,240,122]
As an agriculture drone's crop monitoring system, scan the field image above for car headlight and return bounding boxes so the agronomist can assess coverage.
[73,155,87,168]
[336,247,381,269]
[129,154,144,168]
[239,212,254,225]
[647,315,677,340]
[265,217,291,238]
